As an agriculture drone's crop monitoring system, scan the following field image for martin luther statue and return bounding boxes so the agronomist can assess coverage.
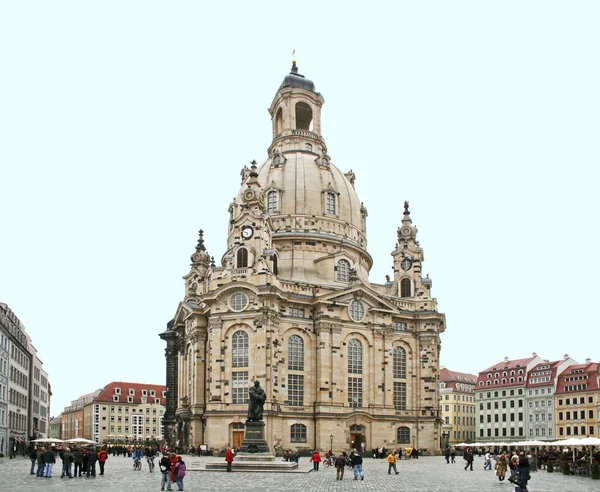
[247,380,266,421]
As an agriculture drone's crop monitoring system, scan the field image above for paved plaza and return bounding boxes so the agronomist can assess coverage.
[1,454,597,492]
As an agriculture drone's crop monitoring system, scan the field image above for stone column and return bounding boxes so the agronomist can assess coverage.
[159,328,179,449]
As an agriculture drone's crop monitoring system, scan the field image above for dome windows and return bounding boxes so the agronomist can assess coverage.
[267,191,278,214]
[229,292,249,312]
[336,259,350,282]
[325,192,336,215]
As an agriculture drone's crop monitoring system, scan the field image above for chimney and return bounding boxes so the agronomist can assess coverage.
[532,352,537,358]
[504,356,509,362]
[564,354,569,360]
[586,358,591,364]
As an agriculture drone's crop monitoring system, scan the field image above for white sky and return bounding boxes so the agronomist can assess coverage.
[1,1,599,416]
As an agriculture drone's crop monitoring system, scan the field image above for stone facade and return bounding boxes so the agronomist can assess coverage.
[161,63,446,455]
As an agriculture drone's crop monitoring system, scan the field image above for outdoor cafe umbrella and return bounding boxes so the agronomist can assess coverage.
[65,437,97,445]
[31,437,64,443]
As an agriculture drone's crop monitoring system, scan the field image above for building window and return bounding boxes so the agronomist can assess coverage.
[394,382,406,410]
[290,423,307,443]
[393,321,407,331]
[348,377,363,408]
[236,248,248,268]
[348,339,363,374]
[266,190,278,214]
[396,426,410,444]
[287,374,304,406]
[232,330,249,367]
[336,259,350,282]
[288,335,304,371]
[289,307,305,318]
[231,371,248,404]
[229,292,249,312]
[400,278,411,297]
[305,143,313,152]
[393,347,406,379]
[348,300,365,322]
[326,192,336,215]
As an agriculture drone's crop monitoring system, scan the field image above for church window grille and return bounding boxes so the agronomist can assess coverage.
[326,192,336,215]
[348,377,363,408]
[396,426,410,444]
[290,423,307,443]
[394,382,406,410]
[287,374,304,406]
[288,335,304,371]
[236,248,248,268]
[348,300,365,322]
[400,278,411,297]
[267,191,278,213]
[289,307,305,319]
[393,347,406,379]
[231,371,248,404]
[232,331,249,367]
[336,259,350,282]
[348,339,363,374]
[393,321,407,331]
[229,292,249,312]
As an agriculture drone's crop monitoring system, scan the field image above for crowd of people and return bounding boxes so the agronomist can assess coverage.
[27,443,108,478]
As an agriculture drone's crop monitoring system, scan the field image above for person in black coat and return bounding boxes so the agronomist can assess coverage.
[86,448,98,477]
[43,446,56,477]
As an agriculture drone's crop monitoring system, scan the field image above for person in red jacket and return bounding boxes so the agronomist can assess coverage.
[169,453,177,483]
[225,447,234,472]
[310,450,322,471]
[98,448,108,475]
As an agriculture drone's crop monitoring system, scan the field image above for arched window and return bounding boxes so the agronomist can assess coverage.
[326,192,336,215]
[236,248,248,268]
[396,426,410,444]
[295,102,312,130]
[336,259,350,282]
[275,108,283,134]
[272,255,278,275]
[348,339,363,374]
[304,143,313,152]
[288,335,304,371]
[393,347,406,379]
[267,191,278,214]
[290,423,307,443]
[400,278,411,297]
[232,331,249,367]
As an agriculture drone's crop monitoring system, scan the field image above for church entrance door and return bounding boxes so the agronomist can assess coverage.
[233,431,245,449]
[350,433,364,452]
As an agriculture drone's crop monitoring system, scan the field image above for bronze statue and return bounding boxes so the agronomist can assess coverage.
[247,380,266,421]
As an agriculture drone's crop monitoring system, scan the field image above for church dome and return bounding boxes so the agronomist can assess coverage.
[279,62,316,92]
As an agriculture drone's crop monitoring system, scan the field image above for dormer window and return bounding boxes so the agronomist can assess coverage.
[142,390,147,396]
[267,190,278,214]
[325,192,336,214]
[114,387,121,395]
[336,259,350,282]
[150,390,155,397]
[113,396,119,402]
[127,396,133,403]
[129,389,135,396]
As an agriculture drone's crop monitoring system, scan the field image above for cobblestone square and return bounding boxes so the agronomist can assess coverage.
[1,454,597,492]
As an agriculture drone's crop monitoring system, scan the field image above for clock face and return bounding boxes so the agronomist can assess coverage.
[402,227,411,235]
[401,258,412,271]
[241,226,254,239]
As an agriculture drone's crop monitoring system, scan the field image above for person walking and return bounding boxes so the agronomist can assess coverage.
[87,448,98,477]
[450,447,456,463]
[310,450,322,471]
[98,448,108,475]
[43,445,56,477]
[351,450,364,481]
[387,450,399,475]
[484,450,492,470]
[225,447,234,472]
[444,446,450,464]
[174,456,186,491]
[511,452,531,492]
[495,452,508,482]
[464,448,474,471]
[334,451,346,480]
[159,452,172,491]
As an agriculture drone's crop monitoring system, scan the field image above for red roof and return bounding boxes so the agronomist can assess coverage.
[525,360,562,389]
[477,356,539,388]
[95,382,167,405]
[440,368,478,385]
[555,363,599,395]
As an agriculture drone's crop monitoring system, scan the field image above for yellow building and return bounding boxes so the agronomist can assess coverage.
[555,361,599,439]
[439,368,477,446]
[161,63,446,454]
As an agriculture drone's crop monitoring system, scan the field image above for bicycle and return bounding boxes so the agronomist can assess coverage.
[323,457,334,467]
[146,456,155,473]
[133,457,142,471]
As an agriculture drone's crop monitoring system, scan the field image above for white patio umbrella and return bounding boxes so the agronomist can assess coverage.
[31,437,64,443]
[66,437,96,445]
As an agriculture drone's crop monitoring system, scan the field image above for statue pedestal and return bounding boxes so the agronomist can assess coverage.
[205,420,299,472]
[238,420,270,454]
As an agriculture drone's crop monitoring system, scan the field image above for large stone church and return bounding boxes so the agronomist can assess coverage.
[160,63,446,455]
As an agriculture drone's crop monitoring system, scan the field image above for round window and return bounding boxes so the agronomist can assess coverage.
[348,300,365,322]
[229,292,249,312]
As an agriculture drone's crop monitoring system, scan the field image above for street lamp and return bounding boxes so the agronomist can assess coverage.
[329,434,333,451]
